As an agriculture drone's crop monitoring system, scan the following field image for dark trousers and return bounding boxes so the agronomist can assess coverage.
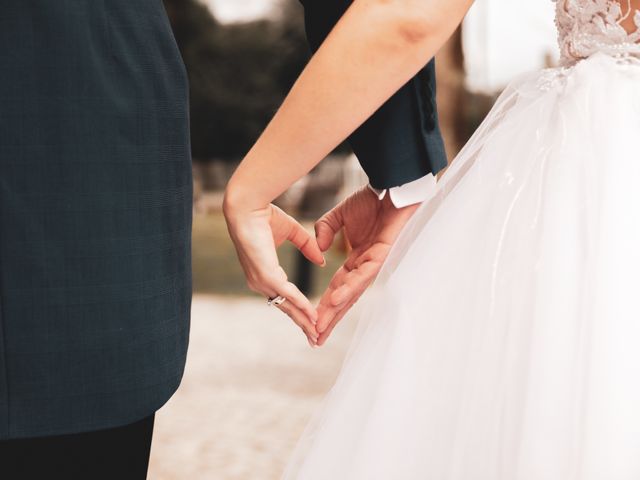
[0,414,155,480]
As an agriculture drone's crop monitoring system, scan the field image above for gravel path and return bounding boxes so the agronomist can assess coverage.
[148,294,356,479]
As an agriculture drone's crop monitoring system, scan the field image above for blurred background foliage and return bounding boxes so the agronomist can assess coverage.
[163,0,312,161]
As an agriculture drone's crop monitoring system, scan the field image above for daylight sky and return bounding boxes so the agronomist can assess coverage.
[202,0,559,92]
[203,0,276,23]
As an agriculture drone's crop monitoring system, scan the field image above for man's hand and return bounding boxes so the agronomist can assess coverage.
[223,199,325,346]
[314,185,420,345]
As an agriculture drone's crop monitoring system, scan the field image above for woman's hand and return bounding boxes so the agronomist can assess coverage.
[223,197,326,346]
[221,0,473,345]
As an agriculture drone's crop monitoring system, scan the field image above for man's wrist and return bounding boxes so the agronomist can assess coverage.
[366,183,387,200]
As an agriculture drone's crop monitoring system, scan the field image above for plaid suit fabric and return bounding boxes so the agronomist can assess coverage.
[0,0,192,439]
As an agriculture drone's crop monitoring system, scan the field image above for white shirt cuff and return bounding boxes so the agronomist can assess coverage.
[367,173,437,208]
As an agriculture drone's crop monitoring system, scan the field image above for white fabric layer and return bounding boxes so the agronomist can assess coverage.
[283,52,640,479]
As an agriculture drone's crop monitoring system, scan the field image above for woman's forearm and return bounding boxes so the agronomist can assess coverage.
[224,0,473,213]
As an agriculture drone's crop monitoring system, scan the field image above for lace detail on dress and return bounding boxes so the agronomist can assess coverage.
[536,66,573,91]
[554,0,640,65]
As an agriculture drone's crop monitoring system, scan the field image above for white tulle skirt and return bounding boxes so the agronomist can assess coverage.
[282,52,640,480]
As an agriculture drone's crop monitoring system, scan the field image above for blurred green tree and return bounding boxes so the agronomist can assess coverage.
[163,0,310,162]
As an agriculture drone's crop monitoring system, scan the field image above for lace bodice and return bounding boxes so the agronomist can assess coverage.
[555,0,640,65]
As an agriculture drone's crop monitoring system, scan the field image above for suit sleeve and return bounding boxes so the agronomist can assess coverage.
[299,0,448,189]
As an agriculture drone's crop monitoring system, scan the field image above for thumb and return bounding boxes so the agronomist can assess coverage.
[284,214,326,267]
[315,207,343,252]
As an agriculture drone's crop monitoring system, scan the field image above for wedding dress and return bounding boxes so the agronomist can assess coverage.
[283,1,640,478]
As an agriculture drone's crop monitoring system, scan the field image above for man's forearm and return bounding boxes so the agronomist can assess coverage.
[224,0,473,213]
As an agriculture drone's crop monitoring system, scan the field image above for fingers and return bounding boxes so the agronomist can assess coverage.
[332,242,390,307]
[225,203,319,346]
[246,263,318,334]
[279,280,319,326]
[343,246,365,272]
[316,285,361,346]
[276,209,326,267]
[316,301,339,339]
[315,206,344,252]
[317,296,358,346]
[314,245,387,344]
[287,218,326,267]
[269,205,325,266]
[259,276,319,346]
[316,265,348,333]
[277,299,319,346]
[329,259,379,307]
[270,275,319,345]
[316,252,376,344]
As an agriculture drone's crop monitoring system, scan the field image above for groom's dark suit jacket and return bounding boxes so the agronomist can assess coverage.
[299,0,448,189]
[0,1,192,439]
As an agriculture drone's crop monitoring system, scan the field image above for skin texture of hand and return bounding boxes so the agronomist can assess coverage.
[223,201,326,346]
[313,185,420,346]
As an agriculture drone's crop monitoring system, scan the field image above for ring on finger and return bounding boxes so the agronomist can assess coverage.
[267,295,287,307]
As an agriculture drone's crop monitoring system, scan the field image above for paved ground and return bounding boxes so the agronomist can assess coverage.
[148,294,356,480]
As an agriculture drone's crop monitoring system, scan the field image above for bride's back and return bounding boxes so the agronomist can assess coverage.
[556,0,640,64]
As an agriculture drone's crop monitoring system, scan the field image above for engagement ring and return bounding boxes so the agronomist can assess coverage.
[267,295,287,307]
